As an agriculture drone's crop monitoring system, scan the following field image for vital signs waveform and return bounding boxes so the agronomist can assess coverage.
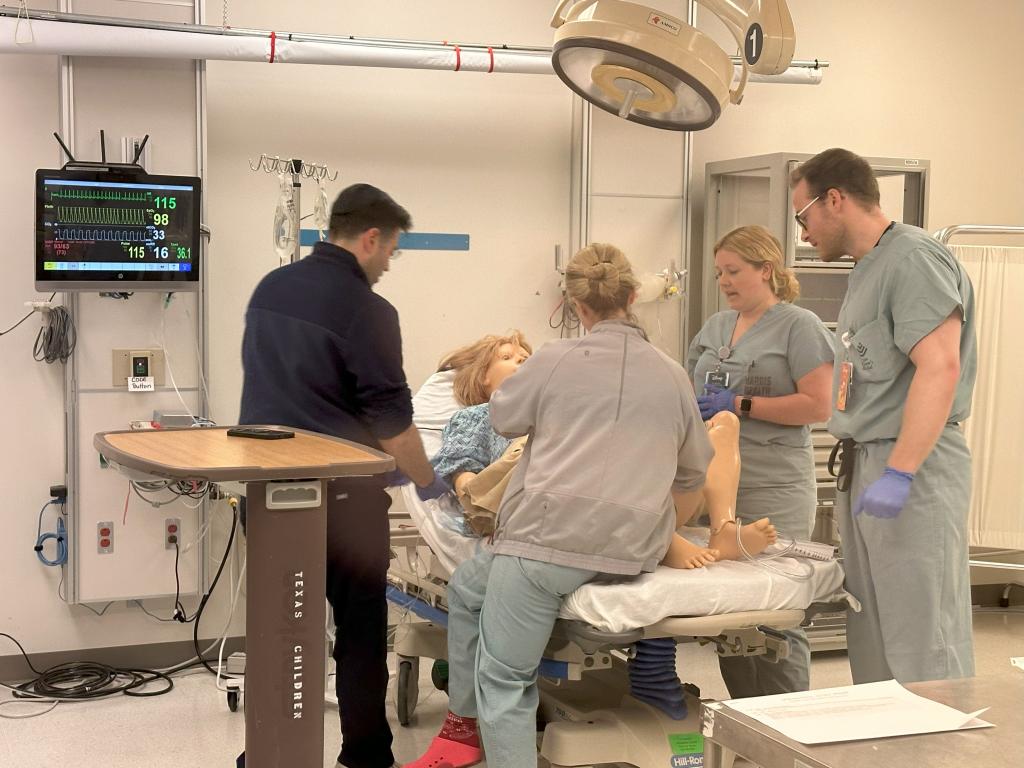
[56,206,147,226]
[54,228,147,242]
[50,189,148,202]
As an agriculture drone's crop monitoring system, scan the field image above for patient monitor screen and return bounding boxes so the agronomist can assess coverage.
[35,168,202,291]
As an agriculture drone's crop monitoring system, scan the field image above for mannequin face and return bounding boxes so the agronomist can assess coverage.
[483,342,530,396]
[714,248,774,313]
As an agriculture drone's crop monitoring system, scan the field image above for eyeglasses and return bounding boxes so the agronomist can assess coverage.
[391,249,402,260]
[794,195,821,232]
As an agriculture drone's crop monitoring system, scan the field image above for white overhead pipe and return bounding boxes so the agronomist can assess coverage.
[0,16,554,73]
[0,7,826,82]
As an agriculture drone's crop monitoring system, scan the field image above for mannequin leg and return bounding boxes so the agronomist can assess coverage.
[704,412,776,559]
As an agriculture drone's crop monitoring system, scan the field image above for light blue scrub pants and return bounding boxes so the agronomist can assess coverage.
[717,482,816,697]
[837,427,975,683]
[446,550,598,768]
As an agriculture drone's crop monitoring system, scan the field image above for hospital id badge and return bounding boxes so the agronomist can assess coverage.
[705,370,730,388]
[837,361,853,411]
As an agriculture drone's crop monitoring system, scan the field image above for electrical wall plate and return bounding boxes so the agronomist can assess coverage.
[97,520,114,554]
[112,348,165,387]
[165,517,181,550]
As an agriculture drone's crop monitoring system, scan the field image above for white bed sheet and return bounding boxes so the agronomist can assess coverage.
[400,485,848,633]
[402,370,850,634]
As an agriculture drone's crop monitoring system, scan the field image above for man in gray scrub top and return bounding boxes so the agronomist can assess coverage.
[688,224,835,697]
[791,148,977,684]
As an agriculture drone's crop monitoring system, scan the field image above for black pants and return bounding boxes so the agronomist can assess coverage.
[238,479,395,768]
[326,478,395,768]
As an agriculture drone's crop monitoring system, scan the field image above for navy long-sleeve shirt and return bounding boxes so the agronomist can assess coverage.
[239,241,413,450]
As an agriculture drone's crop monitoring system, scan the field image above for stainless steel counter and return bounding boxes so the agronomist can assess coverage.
[702,674,1023,768]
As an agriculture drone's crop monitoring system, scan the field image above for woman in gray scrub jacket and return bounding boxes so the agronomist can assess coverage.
[406,243,714,768]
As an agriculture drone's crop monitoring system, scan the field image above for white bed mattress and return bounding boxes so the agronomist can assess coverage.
[401,370,850,634]
[401,484,848,633]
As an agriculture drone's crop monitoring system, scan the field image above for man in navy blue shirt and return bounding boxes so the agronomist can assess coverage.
[240,184,446,768]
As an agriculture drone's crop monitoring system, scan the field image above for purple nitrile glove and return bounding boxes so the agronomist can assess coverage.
[697,385,737,421]
[853,467,915,518]
[382,469,411,488]
[416,472,452,502]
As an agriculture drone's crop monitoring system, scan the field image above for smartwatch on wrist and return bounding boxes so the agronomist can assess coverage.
[740,397,753,418]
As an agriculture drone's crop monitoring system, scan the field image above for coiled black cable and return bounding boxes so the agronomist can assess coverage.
[0,632,173,704]
[32,305,77,364]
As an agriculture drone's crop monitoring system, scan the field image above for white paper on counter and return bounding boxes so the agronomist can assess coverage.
[722,679,994,744]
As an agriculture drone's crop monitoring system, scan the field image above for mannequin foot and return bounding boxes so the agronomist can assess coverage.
[662,534,719,569]
[709,518,776,561]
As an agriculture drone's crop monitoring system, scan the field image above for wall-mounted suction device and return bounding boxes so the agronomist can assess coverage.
[550,0,795,130]
[636,262,687,304]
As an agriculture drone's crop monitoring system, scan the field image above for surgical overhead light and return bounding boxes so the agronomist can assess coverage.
[550,0,796,130]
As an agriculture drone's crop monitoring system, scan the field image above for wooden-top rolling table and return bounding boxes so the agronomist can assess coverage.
[94,425,394,768]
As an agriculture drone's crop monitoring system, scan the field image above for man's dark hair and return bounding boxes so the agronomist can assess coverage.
[328,183,412,240]
[789,148,880,208]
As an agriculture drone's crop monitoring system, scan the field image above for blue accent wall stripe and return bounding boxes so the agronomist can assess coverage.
[300,229,469,250]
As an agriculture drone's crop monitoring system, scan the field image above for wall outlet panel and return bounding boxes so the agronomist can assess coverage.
[165,517,181,550]
[97,520,113,554]
[74,390,203,603]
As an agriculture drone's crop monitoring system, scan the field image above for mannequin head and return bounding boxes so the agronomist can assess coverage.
[438,331,532,406]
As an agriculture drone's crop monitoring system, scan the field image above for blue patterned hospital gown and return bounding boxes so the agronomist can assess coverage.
[431,403,510,483]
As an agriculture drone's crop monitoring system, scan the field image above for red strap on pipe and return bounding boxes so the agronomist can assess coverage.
[488,47,494,73]
[269,30,277,63]
[454,44,461,72]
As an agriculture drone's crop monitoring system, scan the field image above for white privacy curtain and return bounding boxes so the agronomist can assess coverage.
[955,244,1024,549]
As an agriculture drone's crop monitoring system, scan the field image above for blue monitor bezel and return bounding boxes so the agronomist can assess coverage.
[35,168,202,292]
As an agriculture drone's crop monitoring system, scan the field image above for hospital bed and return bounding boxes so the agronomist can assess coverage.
[385,370,853,768]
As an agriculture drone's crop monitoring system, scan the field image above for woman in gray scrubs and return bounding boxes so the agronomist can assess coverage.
[687,225,835,697]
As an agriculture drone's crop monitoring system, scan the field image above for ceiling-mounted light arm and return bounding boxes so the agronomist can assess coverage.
[695,0,795,104]
[548,0,798,131]
[551,0,576,28]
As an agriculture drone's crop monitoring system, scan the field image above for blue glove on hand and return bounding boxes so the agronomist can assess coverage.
[416,473,451,502]
[853,467,915,518]
[697,385,737,421]
[381,469,411,488]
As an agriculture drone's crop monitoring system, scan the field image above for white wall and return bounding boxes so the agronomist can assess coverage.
[0,23,69,654]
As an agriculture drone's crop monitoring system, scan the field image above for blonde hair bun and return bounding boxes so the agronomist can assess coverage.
[565,243,639,317]
[584,262,617,281]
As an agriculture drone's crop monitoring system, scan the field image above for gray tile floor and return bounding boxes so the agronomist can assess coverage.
[1,611,1020,768]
